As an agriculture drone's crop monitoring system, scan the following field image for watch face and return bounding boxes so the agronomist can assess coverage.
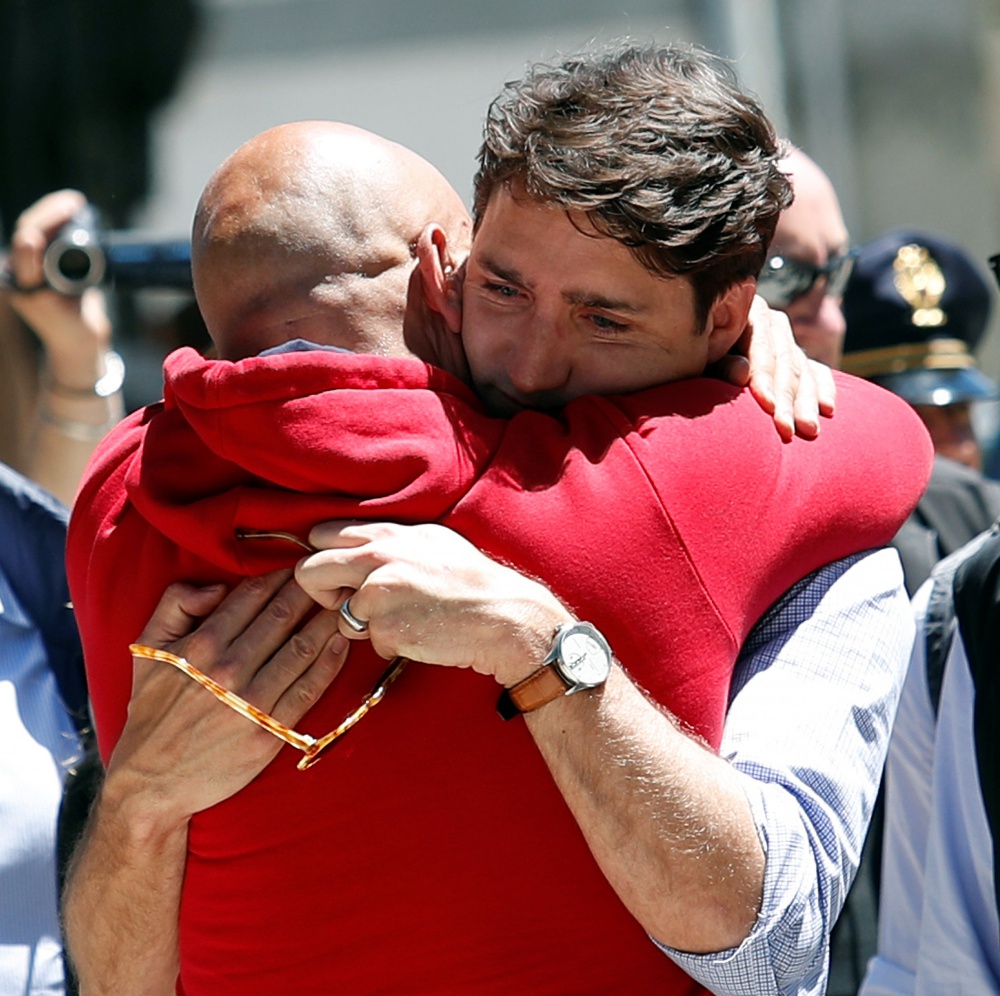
[558,626,611,688]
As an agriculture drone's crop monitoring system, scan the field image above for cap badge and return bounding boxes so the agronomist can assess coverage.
[892,244,947,327]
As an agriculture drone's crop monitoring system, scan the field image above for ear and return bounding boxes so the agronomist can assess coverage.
[416,224,463,334]
[703,277,757,365]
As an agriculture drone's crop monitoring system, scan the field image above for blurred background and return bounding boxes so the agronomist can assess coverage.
[3,0,1000,404]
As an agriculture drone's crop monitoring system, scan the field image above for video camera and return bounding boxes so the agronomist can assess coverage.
[1,203,192,295]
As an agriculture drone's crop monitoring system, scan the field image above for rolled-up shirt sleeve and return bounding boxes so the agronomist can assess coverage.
[659,549,915,995]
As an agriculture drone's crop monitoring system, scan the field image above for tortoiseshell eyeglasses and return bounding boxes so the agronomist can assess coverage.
[129,527,407,771]
[129,643,408,770]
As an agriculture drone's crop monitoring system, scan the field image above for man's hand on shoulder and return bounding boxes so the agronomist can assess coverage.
[709,294,836,441]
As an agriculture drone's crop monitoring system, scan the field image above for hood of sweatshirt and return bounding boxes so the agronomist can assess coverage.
[124,345,501,576]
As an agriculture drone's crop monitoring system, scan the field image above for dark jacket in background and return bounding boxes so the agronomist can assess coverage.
[894,454,1000,596]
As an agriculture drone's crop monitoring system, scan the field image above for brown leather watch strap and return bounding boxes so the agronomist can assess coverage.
[505,665,569,715]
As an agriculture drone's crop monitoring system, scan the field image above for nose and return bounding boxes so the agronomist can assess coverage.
[818,291,847,341]
[815,293,847,358]
[505,322,572,397]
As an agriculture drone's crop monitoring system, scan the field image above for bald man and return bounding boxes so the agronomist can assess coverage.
[64,119,930,995]
[758,148,853,368]
[191,121,471,375]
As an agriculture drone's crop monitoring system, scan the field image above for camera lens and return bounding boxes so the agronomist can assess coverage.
[57,247,94,282]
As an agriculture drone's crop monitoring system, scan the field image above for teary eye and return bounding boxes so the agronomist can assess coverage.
[588,313,627,331]
[484,281,521,298]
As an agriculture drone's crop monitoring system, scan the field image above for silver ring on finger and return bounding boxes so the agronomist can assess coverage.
[339,597,369,634]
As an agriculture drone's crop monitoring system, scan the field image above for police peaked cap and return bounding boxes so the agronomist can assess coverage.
[842,229,998,406]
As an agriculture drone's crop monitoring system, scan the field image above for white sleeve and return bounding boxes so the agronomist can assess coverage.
[858,580,935,996]
[914,635,1000,991]
[663,549,914,996]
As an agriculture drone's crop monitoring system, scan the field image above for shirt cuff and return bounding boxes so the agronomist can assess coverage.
[653,782,828,996]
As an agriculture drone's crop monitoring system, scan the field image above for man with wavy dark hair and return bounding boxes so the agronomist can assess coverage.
[473,45,791,326]
[455,45,796,421]
[293,46,919,995]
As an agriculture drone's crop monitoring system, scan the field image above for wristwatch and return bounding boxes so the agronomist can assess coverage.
[496,620,612,720]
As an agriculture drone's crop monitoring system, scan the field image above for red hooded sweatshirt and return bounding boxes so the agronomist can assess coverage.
[68,346,932,995]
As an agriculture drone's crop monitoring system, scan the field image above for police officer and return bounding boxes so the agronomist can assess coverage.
[842,229,1000,594]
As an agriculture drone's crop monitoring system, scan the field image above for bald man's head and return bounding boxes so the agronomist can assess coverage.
[192,121,472,365]
[768,148,850,368]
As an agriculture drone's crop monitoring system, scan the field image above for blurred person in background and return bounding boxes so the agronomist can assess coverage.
[0,190,125,506]
[842,230,1000,594]
[761,158,1000,595]
[759,148,853,369]
[860,518,1000,994]
[0,459,90,995]
[0,0,200,503]
[842,235,1000,993]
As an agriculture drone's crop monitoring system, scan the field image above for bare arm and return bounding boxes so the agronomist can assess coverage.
[68,774,188,996]
[295,521,764,951]
[63,572,348,994]
[525,666,764,950]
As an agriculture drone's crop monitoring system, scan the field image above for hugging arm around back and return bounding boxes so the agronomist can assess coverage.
[293,540,914,996]
[285,364,930,989]
[65,345,931,994]
[62,573,348,995]
[673,550,914,994]
[518,549,913,994]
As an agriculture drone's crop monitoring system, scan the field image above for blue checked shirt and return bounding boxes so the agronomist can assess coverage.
[660,548,914,995]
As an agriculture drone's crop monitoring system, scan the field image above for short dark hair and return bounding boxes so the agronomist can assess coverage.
[473,43,792,324]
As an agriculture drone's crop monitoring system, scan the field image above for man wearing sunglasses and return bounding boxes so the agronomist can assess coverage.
[756,147,856,369]
[64,49,930,996]
[762,156,1000,597]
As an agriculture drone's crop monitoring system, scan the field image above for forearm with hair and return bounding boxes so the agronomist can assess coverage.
[63,772,187,996]
[524,664,765,952]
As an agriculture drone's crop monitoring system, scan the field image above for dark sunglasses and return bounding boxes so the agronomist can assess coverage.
[757,248,857,308]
